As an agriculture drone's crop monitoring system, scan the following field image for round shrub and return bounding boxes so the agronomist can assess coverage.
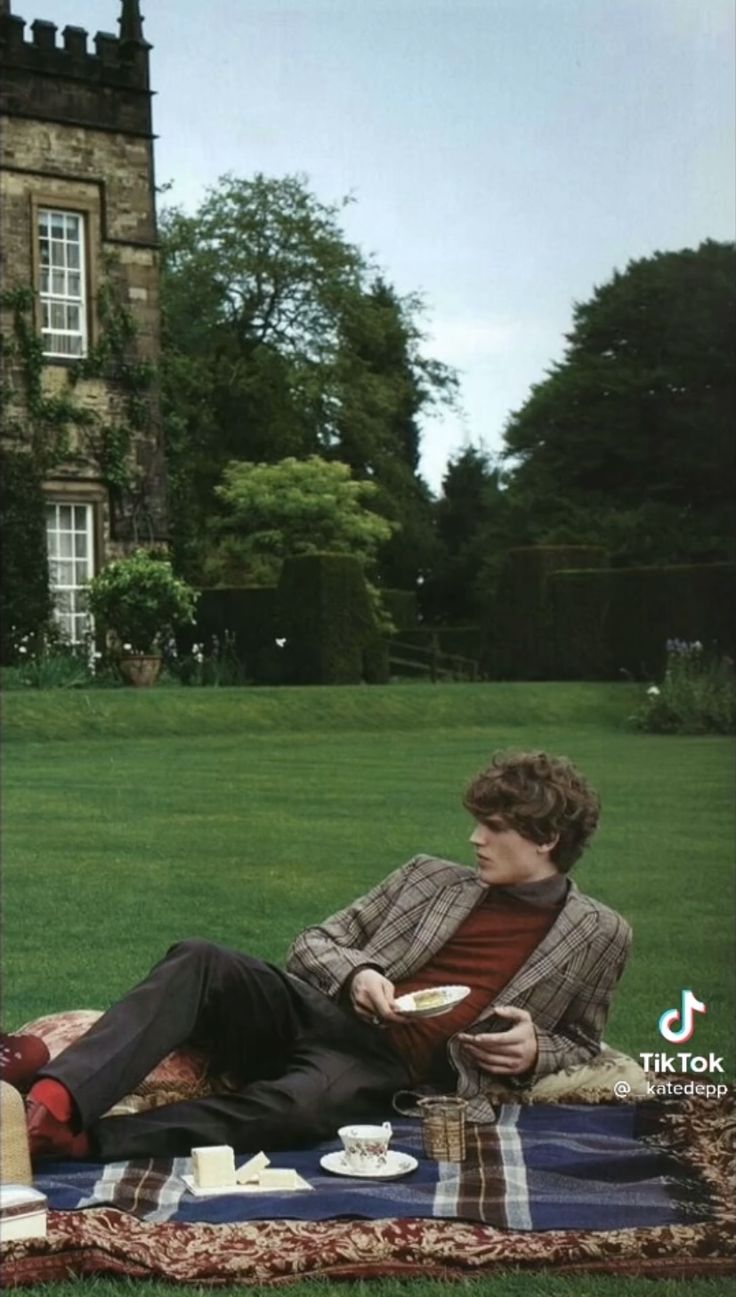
[88,550,198,654]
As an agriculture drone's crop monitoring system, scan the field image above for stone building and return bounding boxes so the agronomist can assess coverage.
[0,0,167,644]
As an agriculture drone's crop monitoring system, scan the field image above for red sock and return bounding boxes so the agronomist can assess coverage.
[28,1078,75,1124]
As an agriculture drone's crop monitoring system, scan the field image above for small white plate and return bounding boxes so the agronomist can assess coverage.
[320,1150,418,1180]
[394,984,471,1018]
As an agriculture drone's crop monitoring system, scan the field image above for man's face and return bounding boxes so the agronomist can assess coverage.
[470,816,559,886]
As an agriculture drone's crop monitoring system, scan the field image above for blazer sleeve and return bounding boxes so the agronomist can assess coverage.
[527,912,633,1080]
[285,857,423,998]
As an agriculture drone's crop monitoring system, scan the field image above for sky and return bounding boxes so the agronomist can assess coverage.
[23,0,736,493]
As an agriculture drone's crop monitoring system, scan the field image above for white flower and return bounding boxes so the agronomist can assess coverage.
[19,645,28,655]
[123,642,132,651]
[275,638,287,648]
[647,685,660,697]
[94,651,102,660]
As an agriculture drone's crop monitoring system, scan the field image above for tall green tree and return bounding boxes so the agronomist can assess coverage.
[331,278,453,588]
[332,277,436,476]
[502,240,736,564]
[421,446,512,623]
[160,174,455,584]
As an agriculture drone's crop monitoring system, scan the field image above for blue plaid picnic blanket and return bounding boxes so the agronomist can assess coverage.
[35,1104,712,1232]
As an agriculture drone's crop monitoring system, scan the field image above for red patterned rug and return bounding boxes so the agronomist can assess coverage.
[3,1095,734,1286]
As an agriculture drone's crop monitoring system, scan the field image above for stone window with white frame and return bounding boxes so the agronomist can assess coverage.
[45,503,94,645]
[38,208,87,358]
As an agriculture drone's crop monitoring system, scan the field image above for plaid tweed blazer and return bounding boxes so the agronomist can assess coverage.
[286,854,632,1122]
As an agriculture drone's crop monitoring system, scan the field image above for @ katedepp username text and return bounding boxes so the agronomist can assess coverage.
[613,1079,728,1099]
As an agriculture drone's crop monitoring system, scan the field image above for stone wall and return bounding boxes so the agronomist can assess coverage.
[1,118,157,244]
[0,3,167,550]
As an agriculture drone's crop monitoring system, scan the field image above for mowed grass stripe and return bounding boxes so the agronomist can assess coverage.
[2,680,640,740]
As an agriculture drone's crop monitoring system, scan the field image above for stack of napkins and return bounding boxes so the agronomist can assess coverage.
[0,1185,48,1243]
[183,1145,312,1195]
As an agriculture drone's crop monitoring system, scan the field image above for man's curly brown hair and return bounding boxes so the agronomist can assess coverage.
[462,750,600,873]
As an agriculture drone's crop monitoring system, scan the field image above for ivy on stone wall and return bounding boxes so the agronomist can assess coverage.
[0,255,155,498]
[0,260,160,650]
[0,285,93,471]
[70,271,156,493]
[0,444,53,664]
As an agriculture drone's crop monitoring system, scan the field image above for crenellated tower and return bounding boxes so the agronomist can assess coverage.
[0,0,152,134]
[0,1,167,643]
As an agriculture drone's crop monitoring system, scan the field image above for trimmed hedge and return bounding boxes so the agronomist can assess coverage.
[182,587,283,684]
[547,569,615,679]
[382,588,418,631]
[185,569,390,685]
[276,553,385,685]
[550,563,736,679]
[362,634,391,685]
[486,546,607,679]
[0,447,51,663]
[188,587,277,652]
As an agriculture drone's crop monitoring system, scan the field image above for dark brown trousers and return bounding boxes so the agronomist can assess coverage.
[41,938,409,1159]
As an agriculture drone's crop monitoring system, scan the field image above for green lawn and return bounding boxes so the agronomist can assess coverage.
[2,683,734,1295]
[6,1278,730,1297]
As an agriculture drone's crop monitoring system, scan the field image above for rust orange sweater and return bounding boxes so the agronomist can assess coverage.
[386,888,562,1083]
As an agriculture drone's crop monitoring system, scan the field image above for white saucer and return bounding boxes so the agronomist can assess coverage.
[320,1150,418,1180]
[394,984,470,1018]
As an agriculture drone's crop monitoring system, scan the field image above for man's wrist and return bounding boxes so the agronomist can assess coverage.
[340,963,385,1006]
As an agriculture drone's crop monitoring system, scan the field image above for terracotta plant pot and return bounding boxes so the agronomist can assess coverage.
[118,655,162,688]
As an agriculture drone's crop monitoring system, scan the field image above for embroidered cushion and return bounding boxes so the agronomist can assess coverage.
[481,1047,649,1105]
[18,1010,213,1115]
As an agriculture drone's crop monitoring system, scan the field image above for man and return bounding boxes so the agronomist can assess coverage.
[15,750,635,1161]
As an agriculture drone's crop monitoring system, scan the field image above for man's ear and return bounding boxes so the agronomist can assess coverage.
[537,833,560,857]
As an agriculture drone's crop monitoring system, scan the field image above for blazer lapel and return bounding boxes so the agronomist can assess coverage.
[389,873,484,981]
[490,884,599,1003]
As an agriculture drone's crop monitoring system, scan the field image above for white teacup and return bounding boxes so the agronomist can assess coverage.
[337,1121,392,1172]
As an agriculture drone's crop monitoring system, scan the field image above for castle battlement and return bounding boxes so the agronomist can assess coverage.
[0,1,152,135]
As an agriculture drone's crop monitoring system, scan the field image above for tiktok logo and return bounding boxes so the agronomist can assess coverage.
[658,989,707,1044]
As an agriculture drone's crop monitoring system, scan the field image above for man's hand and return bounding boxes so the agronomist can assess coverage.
[350,969,407,1025]
[457,1005,538,1076]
